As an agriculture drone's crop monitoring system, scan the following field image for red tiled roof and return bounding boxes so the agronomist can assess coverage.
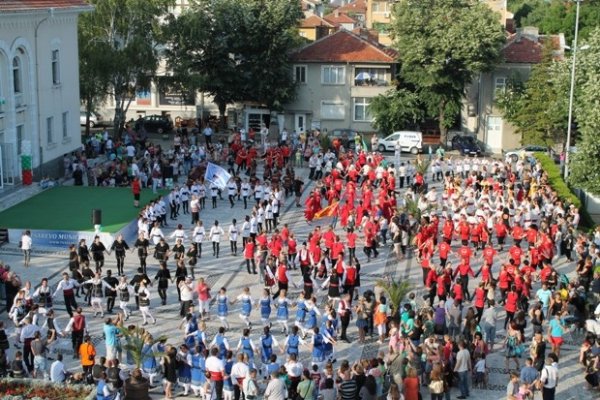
[0,0,90,11]
[502,35,543,64]
[338,0,367,14]
[291,29,396,63]
[324,12,357,27]
[300,15,334,28]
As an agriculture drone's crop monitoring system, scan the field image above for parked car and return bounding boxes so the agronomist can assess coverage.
[139,114,173,133]
[377,131,422,154]
[504,145,560,163]
[330,129,358,150]
[451,135,482,156]
[80,111,101,128]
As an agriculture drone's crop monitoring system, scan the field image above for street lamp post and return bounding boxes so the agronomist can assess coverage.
[564,0,582,179]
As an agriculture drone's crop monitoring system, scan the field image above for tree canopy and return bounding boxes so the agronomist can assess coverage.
[567,27,600,195]
[164,0,303,117]
[368,88,423,135]
[509,0,600,44]
[79,0,174,135]
[387,0,505,143]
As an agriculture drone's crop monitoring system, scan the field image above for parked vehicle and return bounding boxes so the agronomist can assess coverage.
[451,135,482,156]
[503,145,560,163]
[330,129,358,149]
[377,131,422,154]
[80,111,101,128]
[139,114,173,133]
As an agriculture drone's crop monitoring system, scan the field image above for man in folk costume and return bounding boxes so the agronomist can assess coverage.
[295,242,311,276]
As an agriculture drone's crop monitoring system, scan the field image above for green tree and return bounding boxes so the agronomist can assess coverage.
[79,0,174,136]
[164,0,302,121]
[391,0,505,144]
[368,88,424,135]
[509,0,600,44]
[79,21,110,137]
[568,27,600,195]
[496,44,570,146]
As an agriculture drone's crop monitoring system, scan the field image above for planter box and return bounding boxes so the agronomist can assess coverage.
[0,378,95,400]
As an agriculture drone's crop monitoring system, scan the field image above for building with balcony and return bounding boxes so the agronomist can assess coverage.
[0,0,92,186]
[282,29,397,135]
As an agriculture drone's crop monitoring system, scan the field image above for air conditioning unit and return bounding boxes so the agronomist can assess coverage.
[383,12,390,18]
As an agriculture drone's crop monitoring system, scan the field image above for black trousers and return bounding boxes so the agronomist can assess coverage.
[230,240,237,255]
[72,330,84,354]
[23,338,34,372]
[340,313,350,340]
[213,242,220,257]
[233,384,245,400]
[212,196,217,208]
[212,379,224,400]
[139,256,147,274]
[246,259,257,273]
[116,254,125,275]
[106,295,116,312]
[64,293,78,317]
[158,288,167,305]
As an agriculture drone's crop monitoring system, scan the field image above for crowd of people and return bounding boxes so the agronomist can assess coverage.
[1,126,600,400]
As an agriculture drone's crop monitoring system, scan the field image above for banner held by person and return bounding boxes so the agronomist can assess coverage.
[204,162,232,190]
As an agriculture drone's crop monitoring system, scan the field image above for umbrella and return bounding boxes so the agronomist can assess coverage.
[355,72,371,81]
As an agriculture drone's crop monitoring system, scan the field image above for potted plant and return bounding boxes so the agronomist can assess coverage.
[375,276,412,323]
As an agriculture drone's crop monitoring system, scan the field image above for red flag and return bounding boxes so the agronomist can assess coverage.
[314,201,339,219]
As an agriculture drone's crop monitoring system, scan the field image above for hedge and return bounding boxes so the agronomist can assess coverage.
[534,152,595,229]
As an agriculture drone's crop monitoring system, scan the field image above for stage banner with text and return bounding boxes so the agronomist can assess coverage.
[8,229,113,248]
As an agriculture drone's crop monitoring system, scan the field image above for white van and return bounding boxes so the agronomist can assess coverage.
[377,131,422,154]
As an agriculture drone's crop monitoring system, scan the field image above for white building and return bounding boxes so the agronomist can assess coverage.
[0,0,92,186]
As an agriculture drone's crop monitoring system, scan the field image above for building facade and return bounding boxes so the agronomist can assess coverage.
[0,0,91,186]
[462,28,565,153]
[283,29,396,135]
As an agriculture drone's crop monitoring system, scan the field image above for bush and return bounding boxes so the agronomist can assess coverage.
[534,152,594,229]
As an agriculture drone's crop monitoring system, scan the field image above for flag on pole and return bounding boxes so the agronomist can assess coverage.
[314,201,339,219]
[204,162,231,190]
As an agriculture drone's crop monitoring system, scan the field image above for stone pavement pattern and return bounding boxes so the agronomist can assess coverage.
[0,155,595,400]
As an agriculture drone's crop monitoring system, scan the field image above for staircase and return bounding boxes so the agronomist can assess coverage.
[0,228,8,246]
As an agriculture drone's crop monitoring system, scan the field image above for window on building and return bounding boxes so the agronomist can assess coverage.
[47,116,54,144]
[12,57,22,94]
[322,66,345,84]
[62,111,68,138]
[354,67,388,86]
[52,50,60,85]
[16,125,24,155]
[294,65,306,83]
[321,101,345,120]
[494,76,507,98]
[353,97,372,121]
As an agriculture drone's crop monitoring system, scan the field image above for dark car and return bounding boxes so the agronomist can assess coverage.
[451,135,482,156]
[330,129,358,150]
[139,114,173,133]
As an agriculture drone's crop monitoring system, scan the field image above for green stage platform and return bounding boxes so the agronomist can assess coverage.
[0,186,160,233]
